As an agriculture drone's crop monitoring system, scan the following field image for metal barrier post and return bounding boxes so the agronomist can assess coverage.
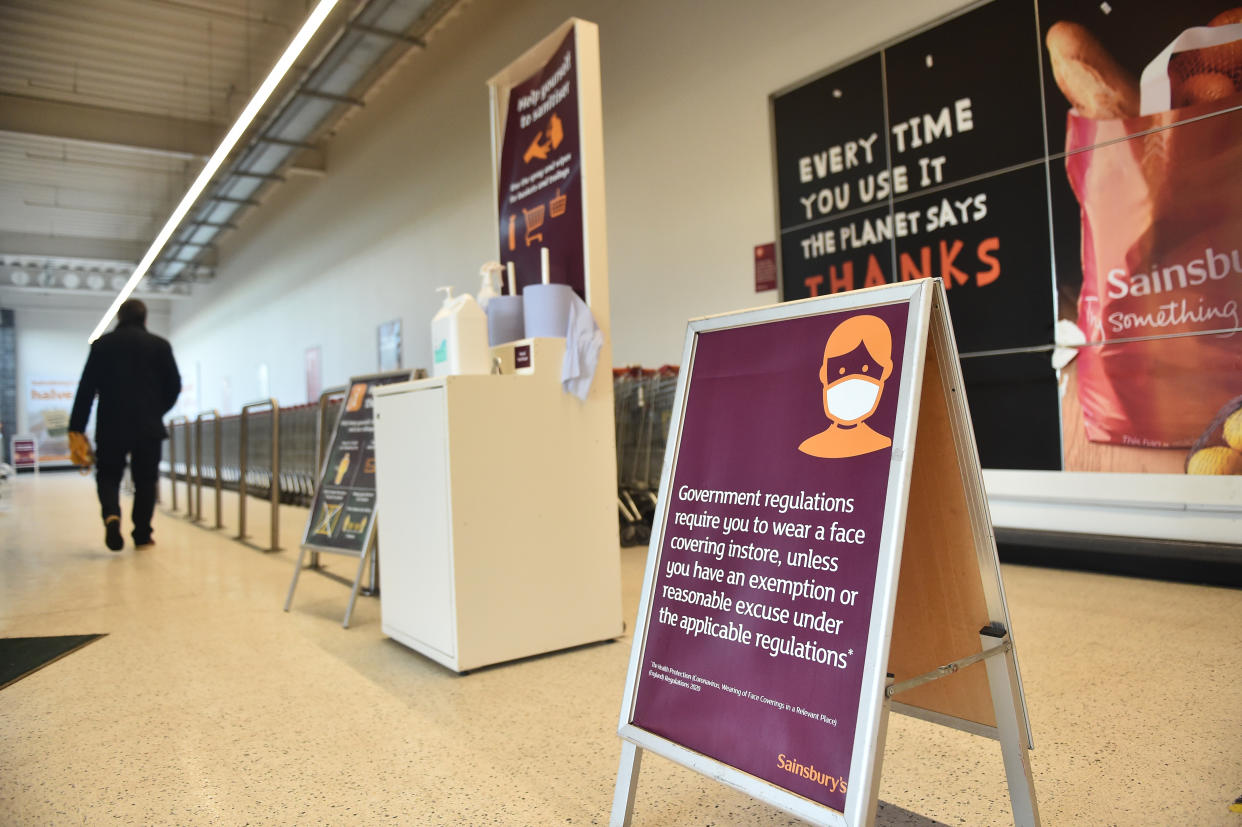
[238,399,280,551]
[196,410,223,529]
[213,412,223,529]
[270,402,280,551]
[193,415,203,522]
[168,418,178,512]
[182,417,194,517]
[167,416,189,512]
[237,408,249,540]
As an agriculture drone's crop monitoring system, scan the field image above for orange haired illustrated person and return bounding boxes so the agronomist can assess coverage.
[798,314,894,459]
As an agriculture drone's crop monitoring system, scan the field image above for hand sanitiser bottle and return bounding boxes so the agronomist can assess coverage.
[476,261,503,311]
[430,286,490,377]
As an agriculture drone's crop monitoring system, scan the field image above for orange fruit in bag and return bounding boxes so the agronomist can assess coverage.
[1186,445,1242,475]
[1224,409,1242,451]
[1170,7,1242,87]
[1210,8,1242,26]
[1173,71,1236,106]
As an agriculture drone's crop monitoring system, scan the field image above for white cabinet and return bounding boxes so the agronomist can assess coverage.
[372,339,624,672]
[372,386,456,659]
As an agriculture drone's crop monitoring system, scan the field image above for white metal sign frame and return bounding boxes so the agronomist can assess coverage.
[612,278,1037,826]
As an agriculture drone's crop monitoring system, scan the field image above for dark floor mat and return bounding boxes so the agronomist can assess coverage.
[0,634,106,690]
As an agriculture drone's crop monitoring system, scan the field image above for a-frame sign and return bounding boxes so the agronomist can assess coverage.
[612,278,1038,825]
[284,369,413,628]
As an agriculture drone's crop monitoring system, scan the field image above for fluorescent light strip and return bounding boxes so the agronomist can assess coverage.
[89,0,341,342]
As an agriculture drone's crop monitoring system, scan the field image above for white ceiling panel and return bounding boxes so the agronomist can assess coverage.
[0,0,306,122]
[0,0,311,266]
[0,0,466,293]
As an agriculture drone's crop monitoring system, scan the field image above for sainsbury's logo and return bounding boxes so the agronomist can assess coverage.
[777,753,847,793]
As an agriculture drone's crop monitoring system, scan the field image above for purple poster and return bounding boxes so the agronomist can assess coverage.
[497,30,585,300]
[630,300,909,813]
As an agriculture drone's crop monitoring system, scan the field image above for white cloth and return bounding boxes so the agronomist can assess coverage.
[561,292,603,401]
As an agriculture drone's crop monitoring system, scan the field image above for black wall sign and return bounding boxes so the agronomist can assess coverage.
[771,0,1058,470]
[772,0,1242,474]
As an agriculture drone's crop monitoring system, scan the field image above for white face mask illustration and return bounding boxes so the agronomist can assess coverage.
[823,376,882,424]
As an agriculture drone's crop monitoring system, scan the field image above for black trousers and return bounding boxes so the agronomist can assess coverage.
[95,436,162,542]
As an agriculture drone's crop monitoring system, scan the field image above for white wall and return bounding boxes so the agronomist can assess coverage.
[3,290,173,433]
[169,0,969,412]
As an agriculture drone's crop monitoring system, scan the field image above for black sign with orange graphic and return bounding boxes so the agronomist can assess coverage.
[773,0,1242,476]
[772,0,1059,470]
[497,29,585,300]
[303,374,406,554]
[773,0,1051,353]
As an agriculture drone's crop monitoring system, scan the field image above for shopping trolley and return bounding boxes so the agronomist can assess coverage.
[613,366,680,546]
[523,204,545,246]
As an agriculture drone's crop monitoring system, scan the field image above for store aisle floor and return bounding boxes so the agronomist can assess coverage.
[2,472,1240,825]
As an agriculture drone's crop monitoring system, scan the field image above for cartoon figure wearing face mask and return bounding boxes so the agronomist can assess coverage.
[798,314,893,459]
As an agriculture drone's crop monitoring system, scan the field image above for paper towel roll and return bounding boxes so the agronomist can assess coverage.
[486,295,525,346]
[523,283,574,338]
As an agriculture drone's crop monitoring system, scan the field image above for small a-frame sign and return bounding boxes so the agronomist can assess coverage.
[284,369,413,628]
[612,278,1038,826]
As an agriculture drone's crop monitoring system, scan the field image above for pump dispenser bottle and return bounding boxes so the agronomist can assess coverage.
[430,286,489,377]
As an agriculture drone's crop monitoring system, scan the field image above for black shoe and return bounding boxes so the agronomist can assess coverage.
[133,535,155,550]
[104,516,123,551]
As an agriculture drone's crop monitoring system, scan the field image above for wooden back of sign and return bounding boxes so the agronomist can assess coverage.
[887,295,1026,736]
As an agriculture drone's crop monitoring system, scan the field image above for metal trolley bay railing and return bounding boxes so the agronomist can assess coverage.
[162,392,343,552]
[162,373,679,552]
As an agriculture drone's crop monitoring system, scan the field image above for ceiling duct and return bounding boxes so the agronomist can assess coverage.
[1,255,193,298]
[149,0,465,284]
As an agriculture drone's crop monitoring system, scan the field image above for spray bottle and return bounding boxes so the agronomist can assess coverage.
[477,261,503,311]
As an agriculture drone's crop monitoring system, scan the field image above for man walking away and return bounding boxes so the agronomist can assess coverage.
[69,299,181,551]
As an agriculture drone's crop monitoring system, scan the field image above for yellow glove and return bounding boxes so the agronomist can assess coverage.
[68,431,94,468]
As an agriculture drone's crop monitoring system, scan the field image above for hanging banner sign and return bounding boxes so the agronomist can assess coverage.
[614,279,1036,826]
[496,27,585,299]
[302,370,412,557]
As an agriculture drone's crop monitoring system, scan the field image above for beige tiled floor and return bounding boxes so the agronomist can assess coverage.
[2,472,1240,825]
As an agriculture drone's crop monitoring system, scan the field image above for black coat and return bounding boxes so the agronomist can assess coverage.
[69,320,182,444]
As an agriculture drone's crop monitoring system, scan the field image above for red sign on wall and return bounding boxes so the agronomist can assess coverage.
[12,437,37,469]
[755,243,777,292]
